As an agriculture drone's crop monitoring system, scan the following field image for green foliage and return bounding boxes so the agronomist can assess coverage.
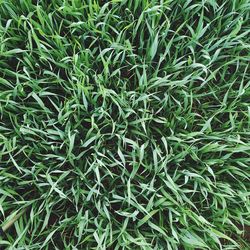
[0,0,250,249]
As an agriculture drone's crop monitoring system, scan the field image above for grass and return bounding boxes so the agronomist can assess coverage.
[0,0,250,249]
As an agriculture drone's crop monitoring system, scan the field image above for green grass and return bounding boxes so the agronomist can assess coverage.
[0,0,250,249]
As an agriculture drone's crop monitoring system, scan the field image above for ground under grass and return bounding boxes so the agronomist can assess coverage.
[0,0,250,249]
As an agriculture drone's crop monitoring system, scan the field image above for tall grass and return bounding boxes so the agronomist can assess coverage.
[0,0,250,249]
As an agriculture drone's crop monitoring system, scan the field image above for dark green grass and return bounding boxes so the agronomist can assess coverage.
[0,0,250,249]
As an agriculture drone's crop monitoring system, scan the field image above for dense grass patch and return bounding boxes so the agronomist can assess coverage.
[0,0,250,249]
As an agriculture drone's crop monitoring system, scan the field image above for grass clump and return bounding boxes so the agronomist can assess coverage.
[0,0,250,249]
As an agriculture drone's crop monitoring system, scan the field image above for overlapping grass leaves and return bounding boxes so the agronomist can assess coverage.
[0,0,250,249]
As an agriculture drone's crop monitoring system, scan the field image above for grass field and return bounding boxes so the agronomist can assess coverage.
[0,0,250,249]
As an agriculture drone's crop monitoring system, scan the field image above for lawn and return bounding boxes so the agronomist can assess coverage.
[0,0,250,249]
